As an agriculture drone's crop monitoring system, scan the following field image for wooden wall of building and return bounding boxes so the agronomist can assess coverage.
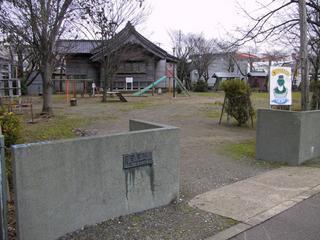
[65,54,100,83]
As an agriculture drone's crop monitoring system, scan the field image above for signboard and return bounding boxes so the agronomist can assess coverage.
[123,151,153,169]
[270,67,292,105]
[166,63,174,78]
[125,77,133,83]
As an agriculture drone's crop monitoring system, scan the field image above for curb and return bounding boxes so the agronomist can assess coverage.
[205,183,320,240]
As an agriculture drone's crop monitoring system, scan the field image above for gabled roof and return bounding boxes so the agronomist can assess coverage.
[248,71,268,77]
[212,72,238,78]
[235,52,260,61]
[90,22,177,62]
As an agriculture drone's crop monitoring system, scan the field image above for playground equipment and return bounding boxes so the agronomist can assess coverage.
[0,62,35,122]
[175,77,191,96]
[0,61,22,100]
[132,76,190,97]
[53,78,93,101]
[55,79,128,103]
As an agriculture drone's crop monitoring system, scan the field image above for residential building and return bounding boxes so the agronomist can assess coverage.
[189,52,256,88]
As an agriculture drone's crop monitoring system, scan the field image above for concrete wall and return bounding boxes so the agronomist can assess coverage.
[12,120,180,240]
[256,109,320,165]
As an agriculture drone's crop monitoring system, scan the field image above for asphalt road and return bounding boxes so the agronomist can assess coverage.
[231,193,320,240]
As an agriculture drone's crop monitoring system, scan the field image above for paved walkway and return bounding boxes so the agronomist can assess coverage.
[188,167,320,240]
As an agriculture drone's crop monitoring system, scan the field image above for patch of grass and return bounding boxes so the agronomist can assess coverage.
[219,140,256,160]
[251,92,269,100]
[215,217,238,231]
[170,114,192,120]
[250,91,302,110]
[303,157,320,168]
[192,91,224,98]
[216,140,286,168]
[201,102,223,119]
[20,115,91,143]
[119,101,153,112]
[205,101,223,106]
[130,215,144,224]
[205,110,221,119]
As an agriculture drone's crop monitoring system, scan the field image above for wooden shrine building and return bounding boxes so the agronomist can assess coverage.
[57,22,177,91]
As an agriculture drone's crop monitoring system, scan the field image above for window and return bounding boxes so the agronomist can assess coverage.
[117,62,146,74]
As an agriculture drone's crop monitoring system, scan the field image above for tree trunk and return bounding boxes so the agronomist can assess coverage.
[299,0,309,110]
[41,62,54,115]
[17,49,24,79]
[109,73,113,92]
[102,72,108,103]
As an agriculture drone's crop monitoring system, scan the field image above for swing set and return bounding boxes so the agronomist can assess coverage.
[54,78,93,101]
[56,78,128,103]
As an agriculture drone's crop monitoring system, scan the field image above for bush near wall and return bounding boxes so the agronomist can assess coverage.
[0,110,21,185]
[221,79,254,126]
[311,81,320,110]
[193,80,208,92]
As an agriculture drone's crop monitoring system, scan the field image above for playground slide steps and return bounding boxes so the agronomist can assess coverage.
[116,92,128,102]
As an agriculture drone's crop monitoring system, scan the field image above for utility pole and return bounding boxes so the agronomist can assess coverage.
[299,0,309,110]
[173,48,176,98]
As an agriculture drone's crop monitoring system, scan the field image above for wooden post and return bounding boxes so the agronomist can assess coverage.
[66,80,69,102]
[30,100,34,123]
[73,81,76,98]
[152,60,156,96]
[0,135,8,240]
[219,96,226,125]
[299,0,309,110]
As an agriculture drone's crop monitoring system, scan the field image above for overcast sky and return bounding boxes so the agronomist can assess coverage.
[137,0,259,52]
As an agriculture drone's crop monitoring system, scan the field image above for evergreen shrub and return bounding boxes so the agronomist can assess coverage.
[221,79,254,126]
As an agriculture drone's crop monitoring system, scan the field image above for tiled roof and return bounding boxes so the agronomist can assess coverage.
[248,71,268,77]
[90,22,177,62]
[212,72,237,78]
[235,52,260,60]
[56,40,101,54]
[57,23,177,63]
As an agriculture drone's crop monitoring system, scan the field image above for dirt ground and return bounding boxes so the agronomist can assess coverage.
[11,92,276,240]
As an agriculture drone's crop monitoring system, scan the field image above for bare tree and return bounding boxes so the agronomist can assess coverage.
[308,0,320,82]
[82,0,148,102]
[234,0,320,110]
[169,30,192,89]
[3,33,43,94]
[261,50,288,67]
[188,34,217,83]
[0,0,82,114]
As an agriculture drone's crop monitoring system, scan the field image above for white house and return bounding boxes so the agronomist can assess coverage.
[189,52,257,88]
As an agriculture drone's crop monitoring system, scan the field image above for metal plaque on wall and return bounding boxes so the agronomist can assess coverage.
[123,152,153,169]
